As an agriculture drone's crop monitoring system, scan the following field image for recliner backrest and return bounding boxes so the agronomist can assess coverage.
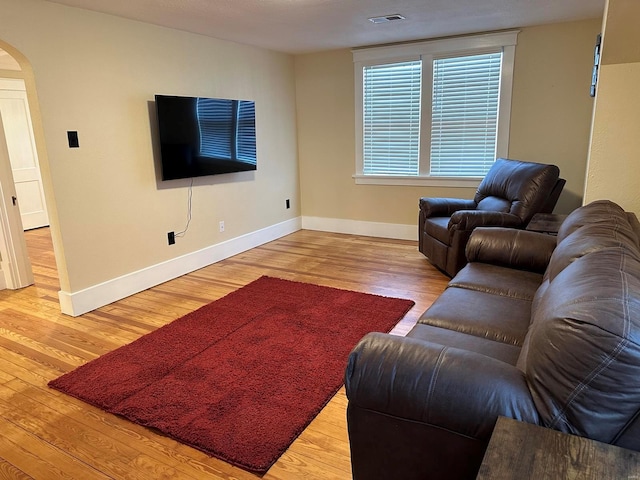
[474,158,560,222]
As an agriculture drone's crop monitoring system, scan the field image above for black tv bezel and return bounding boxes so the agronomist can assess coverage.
[155,94,257,181]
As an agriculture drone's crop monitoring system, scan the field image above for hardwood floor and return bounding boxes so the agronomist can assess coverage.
[0,227,449,480]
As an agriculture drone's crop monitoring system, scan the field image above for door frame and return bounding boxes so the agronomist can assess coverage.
[0,40,66,296]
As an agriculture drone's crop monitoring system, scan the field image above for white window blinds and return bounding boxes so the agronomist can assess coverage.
[429,52,502,177]
[362,60,422,176]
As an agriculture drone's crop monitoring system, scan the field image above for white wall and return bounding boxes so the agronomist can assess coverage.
[0,0,300,313]
[584,0,640,213]
[294,19,601,239]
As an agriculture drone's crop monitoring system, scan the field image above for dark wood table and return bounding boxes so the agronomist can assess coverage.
[526,213,568,235]
[476,416,640,479]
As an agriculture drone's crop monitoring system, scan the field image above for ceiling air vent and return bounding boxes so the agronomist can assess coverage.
[368,14,406,24]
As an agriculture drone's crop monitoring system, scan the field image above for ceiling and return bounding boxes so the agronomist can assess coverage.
[43,0,605,55]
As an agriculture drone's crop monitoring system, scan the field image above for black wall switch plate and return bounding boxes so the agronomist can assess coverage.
[67,131,79,148]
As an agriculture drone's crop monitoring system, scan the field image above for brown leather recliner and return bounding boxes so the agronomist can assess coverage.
[419,158,563,276]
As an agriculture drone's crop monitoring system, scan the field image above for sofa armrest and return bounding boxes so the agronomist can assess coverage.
[345,333,540,440]
[449,210,523,231]
[465,227,557,273]
[419,197,476,217]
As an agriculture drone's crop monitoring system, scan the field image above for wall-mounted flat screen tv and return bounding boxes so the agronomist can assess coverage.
[155,94,257,180]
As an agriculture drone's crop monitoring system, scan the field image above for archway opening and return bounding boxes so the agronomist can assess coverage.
[0,40,65,301]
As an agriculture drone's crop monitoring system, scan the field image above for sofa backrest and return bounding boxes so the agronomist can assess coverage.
[556,199,640,245]
[518,200,640,447]
[545,201,640,283]
[474,158,560,223]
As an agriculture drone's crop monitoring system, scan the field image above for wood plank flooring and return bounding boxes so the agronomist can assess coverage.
[0,228,449,480]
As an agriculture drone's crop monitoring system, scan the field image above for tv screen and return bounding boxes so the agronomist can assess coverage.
[155,94,257,180]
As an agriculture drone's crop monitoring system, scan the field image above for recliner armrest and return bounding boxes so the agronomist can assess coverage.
[466,227,556,273]
[345,333,540,440]
[419,197,476,217]
[449,210,523,231]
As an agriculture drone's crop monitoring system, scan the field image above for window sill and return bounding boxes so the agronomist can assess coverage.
[353,174,483,188]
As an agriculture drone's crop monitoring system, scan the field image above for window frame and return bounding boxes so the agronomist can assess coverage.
[352,30,519,187]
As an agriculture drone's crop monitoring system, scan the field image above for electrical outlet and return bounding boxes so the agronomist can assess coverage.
[167,231,175,245]
[219,221,225,233]
[286,199,290,209]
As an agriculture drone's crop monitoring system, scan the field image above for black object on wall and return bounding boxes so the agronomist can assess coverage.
[155,95,257,180]
[67,131,79,148]
[590,34,602,98]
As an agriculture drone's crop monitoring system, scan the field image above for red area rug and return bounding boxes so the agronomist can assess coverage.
[49,276,414,474]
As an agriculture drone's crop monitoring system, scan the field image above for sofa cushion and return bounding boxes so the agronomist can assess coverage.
[518,247,640,443]
[419,287,531,346]
[408,323,521,365]
[449,263,543,301]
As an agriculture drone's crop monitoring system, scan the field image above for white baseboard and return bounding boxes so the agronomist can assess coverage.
[301,216,417,241]
[58,217,302,317]
[57,215,415,316]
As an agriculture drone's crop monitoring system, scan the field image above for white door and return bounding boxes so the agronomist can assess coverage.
[0,110,33,290]
[0,78,49,230]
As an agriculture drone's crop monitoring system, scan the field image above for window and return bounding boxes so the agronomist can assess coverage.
[353,31,518,186]
[430,53,501,176]
[363,61,421,176]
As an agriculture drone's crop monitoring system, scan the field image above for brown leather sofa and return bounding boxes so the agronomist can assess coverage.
[419,157,563,277]
[346,200,640,480]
